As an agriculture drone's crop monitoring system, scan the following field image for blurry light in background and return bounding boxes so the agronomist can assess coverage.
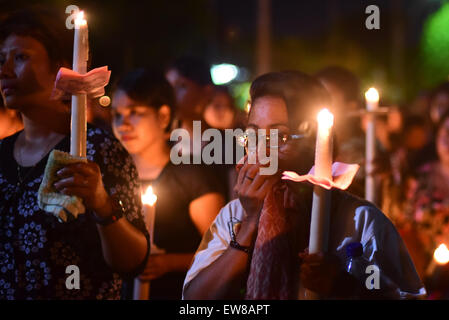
[211,63,239,85]
[99,95,111,107]
[245,102,251,114]
[434,243,449,265]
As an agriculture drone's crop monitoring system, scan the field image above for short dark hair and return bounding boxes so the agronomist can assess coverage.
[116,68,176,129]
[315,66,361,104]
[167,56,212,86]
[250,70,331,131]
[0,6,73,71]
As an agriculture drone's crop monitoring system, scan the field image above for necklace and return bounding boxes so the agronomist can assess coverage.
[15,133,62,187]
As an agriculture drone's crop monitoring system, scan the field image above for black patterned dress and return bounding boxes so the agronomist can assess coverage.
[0,126,149,299]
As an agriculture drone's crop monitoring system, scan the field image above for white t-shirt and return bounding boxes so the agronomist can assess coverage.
[183,192,427,299]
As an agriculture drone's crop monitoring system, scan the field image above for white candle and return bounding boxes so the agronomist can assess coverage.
[70,11,89,157]
[364,88,379,203]
[305,109,333,300]
[133,185,157,300]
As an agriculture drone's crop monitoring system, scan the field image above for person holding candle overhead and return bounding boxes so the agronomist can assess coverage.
[111,68,225,299]
[0,7,149,299]
[182,70,425,300]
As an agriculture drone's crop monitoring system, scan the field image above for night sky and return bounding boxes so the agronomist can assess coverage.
[0,0,445,102]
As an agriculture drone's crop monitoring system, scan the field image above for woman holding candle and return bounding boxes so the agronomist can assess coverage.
[182,71,425,300]
[111,68,226,299]
[0,8,149,299]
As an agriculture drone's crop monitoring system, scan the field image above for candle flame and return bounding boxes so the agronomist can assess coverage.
[365,87,379,103]
[141,185,157,206]
[75,11,87,26]
[434,244,449,265]
[317,108,334,130]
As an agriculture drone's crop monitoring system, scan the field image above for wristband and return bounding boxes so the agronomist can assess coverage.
[92,196,125,226]
[230,239,251,254]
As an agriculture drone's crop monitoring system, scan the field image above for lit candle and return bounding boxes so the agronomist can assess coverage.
[306,108,334,299]
[364,87,379,203]
[70,11,89,157]
[426,243,449,276]
[134,185,157,300]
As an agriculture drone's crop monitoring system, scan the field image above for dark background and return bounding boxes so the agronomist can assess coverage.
[1,0,447,105]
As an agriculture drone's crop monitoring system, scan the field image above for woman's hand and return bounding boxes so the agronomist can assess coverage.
[234,156,280,221]
[139,254,172,281]
[299,250,342,297]
[53,161,111,216]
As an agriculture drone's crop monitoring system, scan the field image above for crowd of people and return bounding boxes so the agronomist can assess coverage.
[0,7,449,300]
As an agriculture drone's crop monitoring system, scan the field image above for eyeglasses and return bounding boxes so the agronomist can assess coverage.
[237,130,306,150]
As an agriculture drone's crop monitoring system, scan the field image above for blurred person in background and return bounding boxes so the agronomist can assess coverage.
[165,56,213,139]
[429,82,449,128]
[315,66,365,197]
[399,110,449,298]
[203,85,247,200]
[112,69,225,299]
[380,113,434,230]
[203,85,246,131]
[165,56,232,201]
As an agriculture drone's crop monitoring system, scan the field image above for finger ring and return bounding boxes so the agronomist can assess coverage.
[245,176,254,181]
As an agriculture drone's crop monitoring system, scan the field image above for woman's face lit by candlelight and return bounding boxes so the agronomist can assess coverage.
[247,95,305,171]
[0,35,56,111]
[111,89,170,155]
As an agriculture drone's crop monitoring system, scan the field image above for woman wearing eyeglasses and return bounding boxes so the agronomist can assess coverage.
[182,71,425,300]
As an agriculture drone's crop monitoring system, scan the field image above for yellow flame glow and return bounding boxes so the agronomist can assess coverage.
[434,243,449,265]
[75,11,87,26]
[317,108,334,130]
[365,87,379,103]
[245,102,251,114]
[141,185,157,206]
